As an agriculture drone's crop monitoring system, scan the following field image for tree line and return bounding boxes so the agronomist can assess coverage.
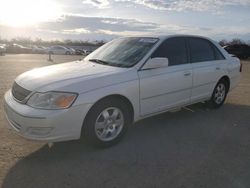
[219,38,250,47]
[0,37,106,47]
[0,36,249,47]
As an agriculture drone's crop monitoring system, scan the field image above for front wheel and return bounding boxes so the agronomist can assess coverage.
[208,79,228,108]
[82,98,131,147]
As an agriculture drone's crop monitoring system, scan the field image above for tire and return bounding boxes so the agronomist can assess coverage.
[208,79,229,108]
[82,98,131,147]
[65,51,70,55]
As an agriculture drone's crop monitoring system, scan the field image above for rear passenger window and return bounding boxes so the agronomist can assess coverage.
[189,38,215,63]
[152,37,188,66]
[212,45,225,60]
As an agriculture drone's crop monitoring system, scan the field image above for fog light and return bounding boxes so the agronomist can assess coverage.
[27,127,53,136]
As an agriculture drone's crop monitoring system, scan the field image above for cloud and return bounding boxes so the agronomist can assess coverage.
[28,15,162,40]
[62,28,91,34]
[39,15,159,33]
[96,29,149,36]
[1,14,250,41]
[82,0,110,8]
[37,15,250,39]
[115,0,250,12]
[0,15,162,40]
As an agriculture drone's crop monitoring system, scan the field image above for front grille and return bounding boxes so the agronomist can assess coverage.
[12,82,31,101]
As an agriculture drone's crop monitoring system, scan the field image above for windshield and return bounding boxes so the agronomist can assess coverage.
[85,37,159,68]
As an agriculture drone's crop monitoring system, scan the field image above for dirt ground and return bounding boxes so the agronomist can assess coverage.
[0,54,249,188]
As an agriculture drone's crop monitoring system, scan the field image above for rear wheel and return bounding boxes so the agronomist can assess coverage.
[82,98,131,147]
[208,79,228,108]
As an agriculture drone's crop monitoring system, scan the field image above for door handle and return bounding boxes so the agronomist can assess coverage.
[184,72,191,76]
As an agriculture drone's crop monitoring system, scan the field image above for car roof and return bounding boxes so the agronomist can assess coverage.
[124,34,212,41]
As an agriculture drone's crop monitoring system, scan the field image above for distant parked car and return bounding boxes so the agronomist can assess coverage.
[47,45,74,55]
[74,49,95,56]
[32,45,47,54]
[0,44,6,55]
[74,49,85,55]
[66,47,76,55]
[83,49,93,55]
[224,44,250,59]
[6,44,32,54]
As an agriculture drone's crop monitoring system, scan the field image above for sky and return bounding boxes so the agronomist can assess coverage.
[0,0,250,42]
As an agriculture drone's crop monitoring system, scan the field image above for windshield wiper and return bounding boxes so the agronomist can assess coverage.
[89,59,109,65]
[108,63,129,68]
[89,58,128,68]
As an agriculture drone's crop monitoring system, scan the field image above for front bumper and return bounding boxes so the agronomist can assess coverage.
[3,90,92,142]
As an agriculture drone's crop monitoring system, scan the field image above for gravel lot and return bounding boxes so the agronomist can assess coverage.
[0,54,250,188]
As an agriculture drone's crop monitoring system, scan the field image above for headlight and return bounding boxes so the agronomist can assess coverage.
[27,92,78,109]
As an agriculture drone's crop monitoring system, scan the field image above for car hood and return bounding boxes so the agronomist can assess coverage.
[15,60,129,92]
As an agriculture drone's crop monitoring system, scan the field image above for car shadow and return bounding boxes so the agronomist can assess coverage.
[2,103,250,188]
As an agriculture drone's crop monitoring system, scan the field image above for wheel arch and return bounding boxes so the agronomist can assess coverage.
[219,75,230,92]
[83,94,135,127]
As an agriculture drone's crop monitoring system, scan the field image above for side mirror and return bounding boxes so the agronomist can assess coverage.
[142,57,169,70]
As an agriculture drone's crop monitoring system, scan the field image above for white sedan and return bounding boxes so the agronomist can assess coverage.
[4,35,241,147]
[47,45,74,55]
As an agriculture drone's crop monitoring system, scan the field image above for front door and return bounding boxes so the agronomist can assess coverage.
[138,37,192,116]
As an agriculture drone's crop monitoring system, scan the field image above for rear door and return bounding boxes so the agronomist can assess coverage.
[138,37,192,116]
[188,37,227,102]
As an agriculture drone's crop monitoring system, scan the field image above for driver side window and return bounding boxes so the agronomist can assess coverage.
[152,37,188,66]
